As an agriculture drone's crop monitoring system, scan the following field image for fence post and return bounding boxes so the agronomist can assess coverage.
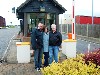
[61,18,62,34]
[67,24,69,34]
[87,24,88,37]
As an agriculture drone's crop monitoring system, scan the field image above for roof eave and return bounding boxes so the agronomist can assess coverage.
[17,0,67,13]
[52,0,67,11]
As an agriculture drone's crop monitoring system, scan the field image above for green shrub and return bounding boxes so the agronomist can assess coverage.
[42,54,100,75]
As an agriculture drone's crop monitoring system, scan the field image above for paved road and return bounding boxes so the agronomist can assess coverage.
[76,39,100,53]
[62,34,100,54]
[0,27,19,58]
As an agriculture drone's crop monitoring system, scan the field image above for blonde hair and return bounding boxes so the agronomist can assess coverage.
[51,24,56,28]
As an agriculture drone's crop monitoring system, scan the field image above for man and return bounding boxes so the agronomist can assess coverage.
[49,24,62,64]
[31,22,44,71]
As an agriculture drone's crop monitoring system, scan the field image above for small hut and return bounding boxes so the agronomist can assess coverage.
[16,0,66,37]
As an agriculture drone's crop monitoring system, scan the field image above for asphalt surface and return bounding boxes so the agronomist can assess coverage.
[76,39,100,53]
[0,27,19,58]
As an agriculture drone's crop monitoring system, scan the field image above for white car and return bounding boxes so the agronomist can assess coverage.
[6,27,9,29]
[0,27,2,29]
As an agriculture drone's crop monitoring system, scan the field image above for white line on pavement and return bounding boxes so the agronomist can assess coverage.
[0,33,16,65]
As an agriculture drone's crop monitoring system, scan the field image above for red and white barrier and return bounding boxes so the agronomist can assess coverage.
[72,0,75,40]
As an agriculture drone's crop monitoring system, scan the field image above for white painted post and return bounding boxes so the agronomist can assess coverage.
[88,44,90,53]
[72,0,75,40]
[62,0,77,58]
[16,42,30,63]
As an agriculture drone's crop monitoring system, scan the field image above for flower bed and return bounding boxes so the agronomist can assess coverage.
[83,48,100,66]
[42,54,100,75]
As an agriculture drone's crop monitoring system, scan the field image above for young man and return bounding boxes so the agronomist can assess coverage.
[49,24,62,64]
[31,22,44,71]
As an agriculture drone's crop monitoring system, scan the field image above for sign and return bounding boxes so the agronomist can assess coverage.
[12,7,15,13]
[47,14,51,19]
[40,6,45,12]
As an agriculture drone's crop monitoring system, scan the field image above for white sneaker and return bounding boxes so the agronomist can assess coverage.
[38,68,41,71]
[36,68,39,71]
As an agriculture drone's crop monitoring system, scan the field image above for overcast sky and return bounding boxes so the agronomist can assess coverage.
[0,0,99,25]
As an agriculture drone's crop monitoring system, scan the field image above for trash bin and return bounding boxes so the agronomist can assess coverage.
[62,39,77,58]
[68,33,76,39]
[16,42,30,63]
[68,33,72,39]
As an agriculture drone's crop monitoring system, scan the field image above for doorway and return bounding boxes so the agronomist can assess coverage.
[28,13,56,34]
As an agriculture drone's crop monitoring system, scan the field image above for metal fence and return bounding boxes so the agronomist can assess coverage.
[59,24,100,38]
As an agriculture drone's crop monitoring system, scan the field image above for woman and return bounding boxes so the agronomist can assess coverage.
[43,26,49,67]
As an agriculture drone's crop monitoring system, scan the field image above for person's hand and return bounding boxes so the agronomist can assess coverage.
[59,45,62,48]
[31,50,34,57]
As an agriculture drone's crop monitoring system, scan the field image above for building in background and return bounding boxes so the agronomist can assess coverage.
[61,14,100,25]
[59,14,72,24]
[64,14,72,24]
[0,16,6,27]
[75,15,100,24]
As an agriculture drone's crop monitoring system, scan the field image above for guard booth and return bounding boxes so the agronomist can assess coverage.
[16,0,66,37]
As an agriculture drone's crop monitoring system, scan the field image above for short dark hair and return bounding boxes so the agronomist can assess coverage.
[43,25,48,32]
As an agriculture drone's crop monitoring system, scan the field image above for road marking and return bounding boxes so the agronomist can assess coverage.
[93,43,95,44]
[0,33,17,65]
[77,39,80,40]
[82,40,84,41]
[85,41,87,42]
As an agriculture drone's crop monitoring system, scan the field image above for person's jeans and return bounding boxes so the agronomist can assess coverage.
[44,52,49,66]
[34,48,43,68]
[49,46,59,64]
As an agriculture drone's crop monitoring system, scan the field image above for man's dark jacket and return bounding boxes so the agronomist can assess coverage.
[49,31,62,46]
[31,28,43,50]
